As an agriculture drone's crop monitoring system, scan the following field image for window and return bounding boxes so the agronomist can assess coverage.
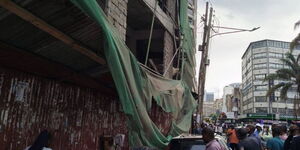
[245,67,252,76]
[253,53,267,59]
[245,78,252,84]
[269,63,283,69]
[244,108,253,114]
[278,108,286,113]
[287,98,294,103]
[255,85,268,91]
[278,97,286,103]
[269,53,283,58]
[284,64,291,69]
[255,74,266,80]
[267,40,289,49]
[255,96,267,102]
[243,97,253,105]
[252,41,267,49]
[287,109,294,114]
[277,41,282,47]
[283,43,289,49]
[254,63,267,69]
[256,107,268,114]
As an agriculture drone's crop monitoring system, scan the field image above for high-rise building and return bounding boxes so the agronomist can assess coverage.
[205,92,214,101]
[241,39,300,117]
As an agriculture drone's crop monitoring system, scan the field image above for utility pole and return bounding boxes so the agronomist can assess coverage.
[198,2,213,123]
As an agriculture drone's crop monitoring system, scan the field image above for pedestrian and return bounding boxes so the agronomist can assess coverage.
[246,124,262,147]
[246,124,256,137]
[262,126,271,137]
[289,124,300,150]
[236,128,261,150]
[217,125,223,135]
[227,125,239,150]
[192,123,202,135]
[279,125,288,141]
[261,125,272,149]
[266,126,284,150]
[202,127,224,150]
[24,130,52,150]
[255,123,263,137]
[284,125,298,150]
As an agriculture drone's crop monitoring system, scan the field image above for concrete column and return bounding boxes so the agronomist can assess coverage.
[163,0,176,78]
[105,0,128,41]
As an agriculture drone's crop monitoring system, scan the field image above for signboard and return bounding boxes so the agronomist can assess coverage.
[279,114,300,120]
[226,112,235,119]
[247,113,275,119]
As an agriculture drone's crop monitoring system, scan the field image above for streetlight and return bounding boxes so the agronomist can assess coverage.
[197,24,260,123]
[210,26,260,38]
[197,2,260,124]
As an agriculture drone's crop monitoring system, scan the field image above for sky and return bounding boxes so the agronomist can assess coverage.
[195,0,300,98]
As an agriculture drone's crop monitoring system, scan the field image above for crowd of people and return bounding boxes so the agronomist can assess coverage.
[194,122,300,150]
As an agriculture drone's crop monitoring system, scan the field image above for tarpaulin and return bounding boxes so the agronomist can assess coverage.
[71,0,197,149]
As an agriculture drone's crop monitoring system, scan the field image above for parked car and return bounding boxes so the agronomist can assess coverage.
[165,134,230,150]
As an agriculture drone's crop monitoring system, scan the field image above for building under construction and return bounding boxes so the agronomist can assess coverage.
[0,0,197,149]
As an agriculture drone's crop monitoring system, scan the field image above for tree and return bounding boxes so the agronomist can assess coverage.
[210,113,217,121]
[265,52,300,118]
[266,20,300,118]
[290,20,300,50]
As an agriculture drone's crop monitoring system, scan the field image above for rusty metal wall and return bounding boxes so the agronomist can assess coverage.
[0,67,128,150]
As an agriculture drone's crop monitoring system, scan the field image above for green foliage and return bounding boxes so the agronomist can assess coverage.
[291,20,300,50]
[210,113,218,121]
[265,52,300,99]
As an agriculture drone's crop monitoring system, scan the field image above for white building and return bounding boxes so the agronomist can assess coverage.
[222,83,241,113]
[241,39,300,117]
[203,101,215,117]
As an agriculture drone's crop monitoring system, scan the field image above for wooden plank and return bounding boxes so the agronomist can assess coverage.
[0,41,114,94]
[143,0,175,35]
[0,0,106,65]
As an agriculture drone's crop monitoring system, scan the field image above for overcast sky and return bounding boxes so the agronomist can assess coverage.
[195,0,300,98]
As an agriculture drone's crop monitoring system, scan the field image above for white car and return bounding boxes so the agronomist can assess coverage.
[165,134,230,150]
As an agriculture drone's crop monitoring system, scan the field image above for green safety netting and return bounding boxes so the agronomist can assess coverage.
[71,0,197,149]
[179,0,197,91]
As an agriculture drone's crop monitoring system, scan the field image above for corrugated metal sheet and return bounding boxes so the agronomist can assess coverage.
[0,67,173,149]
[0,0,105,72]
[0,67,128,150]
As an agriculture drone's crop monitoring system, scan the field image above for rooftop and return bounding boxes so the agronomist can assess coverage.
[241,39,300,59]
